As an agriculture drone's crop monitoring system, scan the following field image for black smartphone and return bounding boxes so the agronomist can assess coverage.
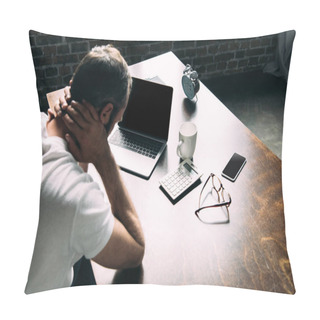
[221,153,247,182]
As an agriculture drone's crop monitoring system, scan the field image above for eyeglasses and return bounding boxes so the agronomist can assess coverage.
[195,173,231,224]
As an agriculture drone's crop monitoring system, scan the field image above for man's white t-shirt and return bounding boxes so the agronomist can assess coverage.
[25,113,114,294]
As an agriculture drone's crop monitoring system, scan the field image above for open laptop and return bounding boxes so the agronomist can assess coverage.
[109,77,173,179]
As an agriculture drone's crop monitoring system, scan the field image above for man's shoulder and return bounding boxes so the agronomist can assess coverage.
[42,141,96,196]
[41,161,102,209]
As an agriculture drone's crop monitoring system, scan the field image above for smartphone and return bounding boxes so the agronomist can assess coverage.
[222,152,247,182]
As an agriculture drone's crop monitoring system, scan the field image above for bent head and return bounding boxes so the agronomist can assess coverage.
[70,45,132,134]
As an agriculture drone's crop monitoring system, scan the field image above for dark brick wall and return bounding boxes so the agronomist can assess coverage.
[29,30,279,111]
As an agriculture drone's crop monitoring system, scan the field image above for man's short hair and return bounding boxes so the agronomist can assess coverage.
[70,45,132,114]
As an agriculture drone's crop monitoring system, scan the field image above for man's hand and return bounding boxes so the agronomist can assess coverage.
[53,85,71,117]
[62,100,110,166]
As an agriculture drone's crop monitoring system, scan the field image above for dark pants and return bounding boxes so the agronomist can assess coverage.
[71,256,96,287]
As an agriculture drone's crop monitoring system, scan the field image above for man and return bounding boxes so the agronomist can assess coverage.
[25,45,145,294]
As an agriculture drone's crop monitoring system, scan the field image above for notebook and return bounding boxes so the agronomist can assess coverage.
[109,77,173,179]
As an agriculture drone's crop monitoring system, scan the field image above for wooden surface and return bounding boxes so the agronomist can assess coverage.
[47,52,295,294]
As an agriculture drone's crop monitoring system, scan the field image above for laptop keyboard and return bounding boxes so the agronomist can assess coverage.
[109,129,163,159]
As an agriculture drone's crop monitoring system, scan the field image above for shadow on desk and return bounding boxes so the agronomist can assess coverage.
[182,98,197,118]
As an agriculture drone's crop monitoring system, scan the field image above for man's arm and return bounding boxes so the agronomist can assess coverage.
[62,100,145,269]
[50,86,88,172]
[92,152,145,269]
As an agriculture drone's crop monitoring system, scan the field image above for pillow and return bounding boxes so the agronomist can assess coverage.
[27,30,295,294]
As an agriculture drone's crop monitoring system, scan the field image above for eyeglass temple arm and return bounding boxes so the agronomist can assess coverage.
[195,201,231,215]
[198,173,214,208]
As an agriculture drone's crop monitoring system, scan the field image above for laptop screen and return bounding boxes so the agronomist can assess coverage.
[119,77,173,141]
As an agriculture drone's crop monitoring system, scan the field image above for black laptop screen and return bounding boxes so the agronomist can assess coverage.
[118,77,173,141]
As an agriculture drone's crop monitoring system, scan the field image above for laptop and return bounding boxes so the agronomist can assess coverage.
[109,77,173,179]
